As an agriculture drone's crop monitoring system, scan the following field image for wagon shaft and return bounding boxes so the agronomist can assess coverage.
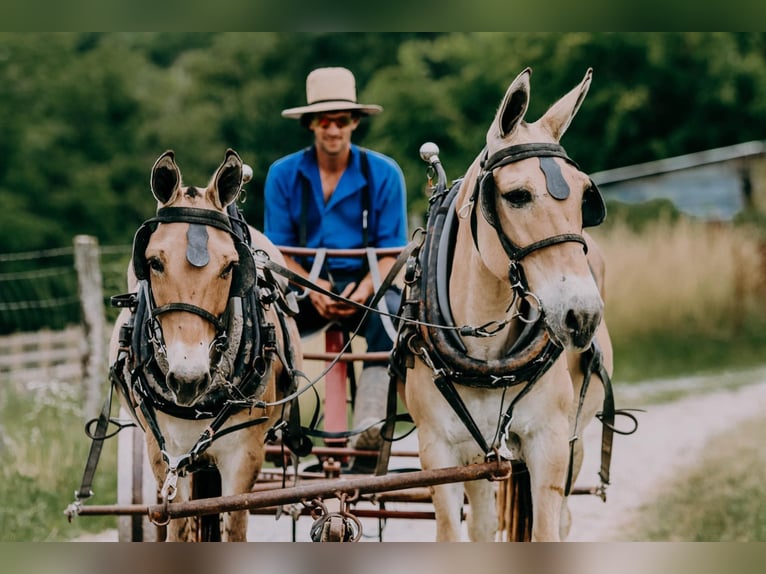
[74,459,519,520]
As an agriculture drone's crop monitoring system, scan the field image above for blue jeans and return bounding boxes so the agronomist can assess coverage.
[294,269,401,368]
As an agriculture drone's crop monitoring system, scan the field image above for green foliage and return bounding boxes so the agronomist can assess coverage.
[613,315,766,383]
[2,32,765,252]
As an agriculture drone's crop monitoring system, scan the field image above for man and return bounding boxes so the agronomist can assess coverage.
[264,67,408,463]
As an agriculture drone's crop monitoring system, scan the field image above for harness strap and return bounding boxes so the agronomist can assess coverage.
[563,341,640,498]
[374,368,401,476]
[482,143,575,172]
[432,371,493,454]
[70,379,116,504]
[152,302,225,332]
[365,247,398,341]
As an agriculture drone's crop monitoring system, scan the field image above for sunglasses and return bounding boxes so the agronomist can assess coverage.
[312,114,355,129]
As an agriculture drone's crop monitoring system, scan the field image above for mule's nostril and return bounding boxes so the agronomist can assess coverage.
[565,309,580,334]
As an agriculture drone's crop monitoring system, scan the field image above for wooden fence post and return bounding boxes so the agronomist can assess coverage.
[74,235,106,417]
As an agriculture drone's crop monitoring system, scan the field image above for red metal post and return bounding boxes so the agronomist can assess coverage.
[323,328,349,450]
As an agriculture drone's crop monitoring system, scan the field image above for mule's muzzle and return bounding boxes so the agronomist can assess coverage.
[167,370,212,406]
[564,307,602,350]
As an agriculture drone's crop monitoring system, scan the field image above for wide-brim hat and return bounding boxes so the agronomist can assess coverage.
[281,67,383,119]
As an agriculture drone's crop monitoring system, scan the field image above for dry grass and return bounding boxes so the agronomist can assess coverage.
[593,216,766,343]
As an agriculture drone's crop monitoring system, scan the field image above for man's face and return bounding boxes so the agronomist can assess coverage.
[310,112,360,157]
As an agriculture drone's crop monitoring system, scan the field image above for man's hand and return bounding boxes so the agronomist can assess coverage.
[317,280,373,319]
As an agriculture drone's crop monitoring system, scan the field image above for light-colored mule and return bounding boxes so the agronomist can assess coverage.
[402,68,612,541]
[110,149,300,541]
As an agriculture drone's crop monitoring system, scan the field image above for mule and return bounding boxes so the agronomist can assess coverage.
[398,68,613,541]
[109,149,300,541]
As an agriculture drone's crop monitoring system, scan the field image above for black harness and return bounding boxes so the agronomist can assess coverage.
[391,143,634,495]
[125,206,268,420]
[107,207,298,490]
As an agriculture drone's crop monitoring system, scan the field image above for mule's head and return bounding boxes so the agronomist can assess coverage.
[475,68,606,351]
[135,149,250,406]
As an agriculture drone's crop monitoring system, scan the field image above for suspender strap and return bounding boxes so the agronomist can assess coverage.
[359,148,371,248]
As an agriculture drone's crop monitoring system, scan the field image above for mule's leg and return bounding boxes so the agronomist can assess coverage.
[464,479,498,541]
[165,476,196,542]
[215,427,265,542]
[144,434,197,542]
[429,482,466,541]
[406,368,465,541]
[524,426,569,541]
[519,372,573,542]
[415,428,467,541]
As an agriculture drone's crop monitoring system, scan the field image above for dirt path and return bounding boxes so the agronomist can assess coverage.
[566,373,766,541]
[72,369,766,542]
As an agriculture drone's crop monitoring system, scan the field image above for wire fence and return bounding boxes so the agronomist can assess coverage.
[0,240,131,394]
[0,243,131,336]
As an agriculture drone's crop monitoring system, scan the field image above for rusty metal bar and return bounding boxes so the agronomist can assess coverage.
[263,445,420,459]
[249,505,436,520]
[74,459,518,519]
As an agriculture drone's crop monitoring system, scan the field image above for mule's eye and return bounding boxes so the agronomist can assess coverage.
[148,257,164,273]
[220,262,237,280]
[502,189,532,208]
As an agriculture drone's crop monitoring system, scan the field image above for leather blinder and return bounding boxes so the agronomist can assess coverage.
[582,180,606,228]
[132,223,153,281]
[231,241,256,297]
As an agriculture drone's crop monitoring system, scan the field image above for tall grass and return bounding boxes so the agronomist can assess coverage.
[592,214,766,381]
[0,382,117,541]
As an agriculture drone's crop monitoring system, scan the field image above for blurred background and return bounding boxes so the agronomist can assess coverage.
[1,32,765,541]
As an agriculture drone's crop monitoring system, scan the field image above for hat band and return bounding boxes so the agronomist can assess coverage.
[307,98,358,106]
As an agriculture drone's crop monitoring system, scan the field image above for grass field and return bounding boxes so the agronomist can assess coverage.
[0,383,118,541]
[625,415,766,541]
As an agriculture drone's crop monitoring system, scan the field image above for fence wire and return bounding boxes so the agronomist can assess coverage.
[0,243,131,335]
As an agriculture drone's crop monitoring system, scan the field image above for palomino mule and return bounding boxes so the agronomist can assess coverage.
[395,68,614,541]
[109,149,301,541]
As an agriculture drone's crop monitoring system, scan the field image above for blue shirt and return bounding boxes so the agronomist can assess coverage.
[264,144,408,273]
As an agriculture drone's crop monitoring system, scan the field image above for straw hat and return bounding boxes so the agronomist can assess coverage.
[281,67,383,119]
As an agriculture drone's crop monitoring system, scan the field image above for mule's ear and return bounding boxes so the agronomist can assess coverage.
[539,68,592,142]
[488,67,531,146]
[211,148,243,209]
[150,150,181,205]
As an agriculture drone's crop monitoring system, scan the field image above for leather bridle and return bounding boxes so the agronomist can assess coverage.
[469,142,593,291]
